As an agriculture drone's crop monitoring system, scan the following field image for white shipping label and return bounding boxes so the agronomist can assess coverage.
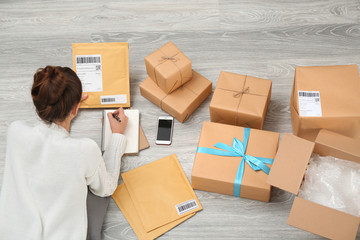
[100,94,127,105]
[76,55,103,92]
[298,91,322,117]
[175,199,199,215]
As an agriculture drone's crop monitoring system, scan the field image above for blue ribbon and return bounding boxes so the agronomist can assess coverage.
[196,128,274,197]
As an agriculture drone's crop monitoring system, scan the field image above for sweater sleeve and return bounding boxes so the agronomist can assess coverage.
[86,133,127,197]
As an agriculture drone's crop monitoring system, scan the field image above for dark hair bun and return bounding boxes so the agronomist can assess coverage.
[31,66,82,123]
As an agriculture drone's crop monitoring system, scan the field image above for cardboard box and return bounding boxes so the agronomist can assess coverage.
[267,130,360,240]
[72,42,130,108]
[210,71,272,129]
[139,70,212,122]
[191,121,279,202]
[145,41,192,94]
[290,65,360,141]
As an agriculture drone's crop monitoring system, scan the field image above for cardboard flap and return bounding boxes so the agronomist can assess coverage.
[267,134,314,194]
[288,197,360,240]
[315,129,360,164]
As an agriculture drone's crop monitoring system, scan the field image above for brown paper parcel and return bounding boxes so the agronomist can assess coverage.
[72,42,130,108]
[145,41,192,94]
[139,70,212,122]
[122,154,202,233]
[112,183,194,240]
[291,65,360,141]
[210,71,272,129]
[191,121,279,202]
[267,130,360,240]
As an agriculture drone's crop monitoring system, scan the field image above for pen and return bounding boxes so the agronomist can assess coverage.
[112,113,121,122]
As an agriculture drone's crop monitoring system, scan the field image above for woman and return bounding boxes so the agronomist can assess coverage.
[0,66,128,239]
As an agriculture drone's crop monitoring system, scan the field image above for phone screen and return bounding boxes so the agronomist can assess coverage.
[157,119,173,141]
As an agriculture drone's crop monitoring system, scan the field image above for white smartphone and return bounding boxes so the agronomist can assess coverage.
[155,116,174,145]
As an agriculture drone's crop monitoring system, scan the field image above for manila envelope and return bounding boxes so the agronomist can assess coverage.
[139,70,212,122]
[210,71,272,129]
[145,41,192,94]
[72,42,130,108]
[191,121,279,202]
[291,65,360,141]
[122,154,202,232]
[112,183,194,240]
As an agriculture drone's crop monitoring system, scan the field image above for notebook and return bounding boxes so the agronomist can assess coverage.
[102,109,139,154]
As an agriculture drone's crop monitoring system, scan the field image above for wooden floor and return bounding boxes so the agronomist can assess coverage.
[1,0,359,239]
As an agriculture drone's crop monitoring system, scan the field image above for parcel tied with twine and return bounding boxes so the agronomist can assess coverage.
[145,41,192,94]
[139,70,212,123]
[209,71,272,129]
[191,121,279,202]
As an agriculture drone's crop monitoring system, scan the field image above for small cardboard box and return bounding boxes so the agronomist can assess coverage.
[191,121,280,202]
[210,71,272,129]
[291,65,360,141]
[145,41,192,94]
[267,130,360,240]
[72,42,130,108]
[139,70,212,123]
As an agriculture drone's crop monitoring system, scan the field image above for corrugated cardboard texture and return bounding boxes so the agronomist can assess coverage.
[192,121,279,202]
[209,71,271,129]
[72,42,130,108]
[288,197,359,240]
[139,70,212,122]
[112,183,194,240]
[145,41,192,94]
[291,65,360,141]
[267,134,314,194]
[122,154,202,232]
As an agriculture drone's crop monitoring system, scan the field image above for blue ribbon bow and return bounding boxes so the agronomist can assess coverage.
[196,128,274,197]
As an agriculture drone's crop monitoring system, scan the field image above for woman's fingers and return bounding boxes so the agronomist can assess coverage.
[81,94,88,102]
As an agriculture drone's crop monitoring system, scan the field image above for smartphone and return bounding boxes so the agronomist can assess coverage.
[155,116,174,145]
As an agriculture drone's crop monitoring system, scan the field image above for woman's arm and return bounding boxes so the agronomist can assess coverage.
[86,108,128,197]
[86,134,126,197]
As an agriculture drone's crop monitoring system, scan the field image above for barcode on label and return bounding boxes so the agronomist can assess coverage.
[76,56,101,64]
[101,98,115,103]
[298,91,320,97]
[175,199,199,215]
[100,94,127,105]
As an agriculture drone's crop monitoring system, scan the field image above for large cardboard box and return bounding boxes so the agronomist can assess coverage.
[210,71,272,129]
[191,121,280,202]
[267,130,360,240]
[72,42,130,108]
[290,65,360,141]
[144,41,192,94]
[139,70,212,122]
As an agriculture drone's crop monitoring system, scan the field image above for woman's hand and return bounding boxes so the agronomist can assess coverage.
[81,94,88,102]
[107,107,128,134]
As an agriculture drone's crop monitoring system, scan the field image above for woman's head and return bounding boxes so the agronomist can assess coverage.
[31,66,82,123]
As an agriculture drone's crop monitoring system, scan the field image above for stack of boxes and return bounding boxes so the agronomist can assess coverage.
[137,41,360,239]
[139,41,212,122]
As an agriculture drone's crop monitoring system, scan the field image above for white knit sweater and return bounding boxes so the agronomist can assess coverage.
[0,121,126,240]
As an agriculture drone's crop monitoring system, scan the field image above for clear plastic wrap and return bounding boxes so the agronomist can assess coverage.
[298,153,360,217]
